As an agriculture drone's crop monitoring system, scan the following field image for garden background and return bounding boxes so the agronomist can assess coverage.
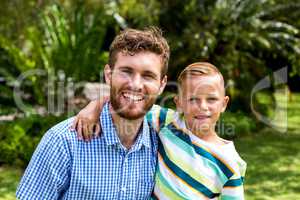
[0,0,300,199]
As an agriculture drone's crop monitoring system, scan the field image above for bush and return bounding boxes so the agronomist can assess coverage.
[0,115,66,168]
[217,111,256,139]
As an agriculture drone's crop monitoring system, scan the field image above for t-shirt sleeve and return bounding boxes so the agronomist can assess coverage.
[16,129,71,200]
[220,150,247,200]
[147,105,176,132]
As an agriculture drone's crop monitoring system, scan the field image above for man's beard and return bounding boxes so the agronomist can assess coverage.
[110,85,156,120]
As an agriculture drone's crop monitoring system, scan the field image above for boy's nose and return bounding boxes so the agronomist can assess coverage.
[198,100,209,111]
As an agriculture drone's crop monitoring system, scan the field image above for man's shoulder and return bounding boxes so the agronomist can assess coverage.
[46,116,76,141]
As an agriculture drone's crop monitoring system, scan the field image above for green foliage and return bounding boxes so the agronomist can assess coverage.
[0,2,111,108]
[158,0,300,111]
[0,115,65,167]
[217,111,256,138]
[27,3,110,81]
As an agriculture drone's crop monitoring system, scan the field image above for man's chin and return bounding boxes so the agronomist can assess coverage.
[117,110,146,120]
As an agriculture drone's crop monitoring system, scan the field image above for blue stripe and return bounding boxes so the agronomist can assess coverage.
[158,140,220,198]
[167,123,234,179]
[224,177,244,187]
[159,108,167,129]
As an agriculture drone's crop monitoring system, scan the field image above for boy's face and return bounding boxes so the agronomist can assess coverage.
[175,74,229,135]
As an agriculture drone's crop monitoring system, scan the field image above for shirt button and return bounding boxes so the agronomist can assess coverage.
[121,186,126,192]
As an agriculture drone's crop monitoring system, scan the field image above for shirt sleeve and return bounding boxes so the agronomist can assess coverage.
[220,158,247,200]
[147,105,176,132]
[16,129,71,200]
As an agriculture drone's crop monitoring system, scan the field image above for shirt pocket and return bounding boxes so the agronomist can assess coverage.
[135,180,154,199]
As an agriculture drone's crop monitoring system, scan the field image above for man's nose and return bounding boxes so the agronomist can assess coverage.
[129,74,143,91]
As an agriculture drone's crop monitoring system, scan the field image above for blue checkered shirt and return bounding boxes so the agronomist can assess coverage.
[16,103,158,200]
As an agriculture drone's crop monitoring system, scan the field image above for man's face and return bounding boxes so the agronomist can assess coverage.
[175,75,229,135]
[105,51,167,120]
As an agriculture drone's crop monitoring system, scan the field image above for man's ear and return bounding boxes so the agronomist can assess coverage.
[221,96,230,112]
[158,75,167,95]
[104,64,112,84]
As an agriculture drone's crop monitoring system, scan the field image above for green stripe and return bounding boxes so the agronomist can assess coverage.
[154,169,185,200]
[220,195,242,200]
[160,127,227,186]
[167,123,234,179]
[158,140,220,198]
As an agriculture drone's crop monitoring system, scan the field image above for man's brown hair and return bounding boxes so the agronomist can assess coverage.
[109,27,170,77]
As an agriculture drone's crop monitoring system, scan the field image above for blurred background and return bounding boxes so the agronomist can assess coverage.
[0,0,299,199]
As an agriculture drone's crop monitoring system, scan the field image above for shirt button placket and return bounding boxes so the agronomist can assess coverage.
[119,152,130,200]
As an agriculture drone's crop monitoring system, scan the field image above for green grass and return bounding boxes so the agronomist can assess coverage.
[0,93,299,199]
[235,130,300,199]
[0,166,22,200]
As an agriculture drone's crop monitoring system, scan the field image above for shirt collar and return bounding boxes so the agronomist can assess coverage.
[100,102,151,149]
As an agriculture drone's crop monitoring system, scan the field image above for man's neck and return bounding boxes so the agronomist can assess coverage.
[109,105,144,149]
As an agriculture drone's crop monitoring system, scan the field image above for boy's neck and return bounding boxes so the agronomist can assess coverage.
[193,128,228,146]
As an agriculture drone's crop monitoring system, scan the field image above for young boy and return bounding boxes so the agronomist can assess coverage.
[72,62,246,199]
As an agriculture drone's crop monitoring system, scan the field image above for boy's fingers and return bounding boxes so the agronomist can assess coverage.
[77,119,83,140]
[71,117,78,130]
[83,123,90,142]
[94,124,101,137]
[88,124,94,140]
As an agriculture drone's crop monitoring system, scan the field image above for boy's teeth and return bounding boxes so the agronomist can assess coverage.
[123,93,143,101]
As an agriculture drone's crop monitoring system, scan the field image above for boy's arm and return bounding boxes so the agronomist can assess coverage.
[220,176,245,200]
[220,159,246,200]
[16,129,71,199]
[71,98,176,140]
[71,97,109,141]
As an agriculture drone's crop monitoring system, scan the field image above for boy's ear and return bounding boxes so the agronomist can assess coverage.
[221,96,230,112]
[104,64,112,84]
[173,95,182,113]
[158,75,167,95]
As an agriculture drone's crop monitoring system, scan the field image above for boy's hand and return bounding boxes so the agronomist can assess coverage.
[71,96,109,141]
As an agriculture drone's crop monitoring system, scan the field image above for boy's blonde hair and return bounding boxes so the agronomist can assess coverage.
[177,62,225,88]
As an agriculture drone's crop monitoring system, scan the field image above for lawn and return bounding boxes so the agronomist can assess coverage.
[0,93,299,199]
[0,166,22,200]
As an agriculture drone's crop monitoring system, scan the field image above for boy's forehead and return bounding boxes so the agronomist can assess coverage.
[179,74,225,94]
[180,74,224,87]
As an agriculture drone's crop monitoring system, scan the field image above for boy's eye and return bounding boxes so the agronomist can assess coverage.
[207,97,218,101]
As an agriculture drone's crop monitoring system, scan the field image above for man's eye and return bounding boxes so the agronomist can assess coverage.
[121,69,132,74]
[189,97,198,102]
[143,74,156,80]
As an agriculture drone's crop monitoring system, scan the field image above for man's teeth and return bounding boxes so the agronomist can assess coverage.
[123,93,143,101]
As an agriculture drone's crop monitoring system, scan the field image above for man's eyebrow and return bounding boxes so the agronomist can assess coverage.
[118,66,133,71]
[143,70,158,76]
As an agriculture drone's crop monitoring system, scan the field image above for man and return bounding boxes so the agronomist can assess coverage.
[16,27,169,199]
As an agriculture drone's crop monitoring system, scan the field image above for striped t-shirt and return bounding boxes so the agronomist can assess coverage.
[147,106,247,200]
